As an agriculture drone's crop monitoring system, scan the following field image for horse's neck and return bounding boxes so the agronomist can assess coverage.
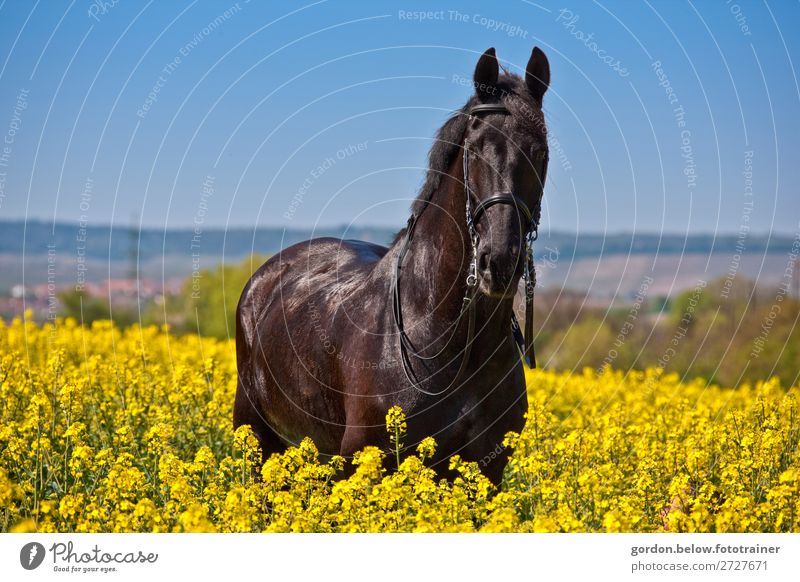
[395,176,512,354]
[404,177,470,320]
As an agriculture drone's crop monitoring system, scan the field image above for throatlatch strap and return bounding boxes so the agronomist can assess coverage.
[510,295,536,369]
[524,292,536,369]
[524,253,537,368]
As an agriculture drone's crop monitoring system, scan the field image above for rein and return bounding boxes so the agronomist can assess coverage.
[391,102,546,395]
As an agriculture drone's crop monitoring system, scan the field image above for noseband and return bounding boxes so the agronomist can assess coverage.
[392,101,547,396]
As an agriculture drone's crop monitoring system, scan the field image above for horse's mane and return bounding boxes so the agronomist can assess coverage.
[408,73,544,221]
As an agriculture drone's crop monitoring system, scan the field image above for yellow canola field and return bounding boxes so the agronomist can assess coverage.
[1,318,798,533]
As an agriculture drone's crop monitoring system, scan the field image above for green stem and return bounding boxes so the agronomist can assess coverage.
[394,427,401,469]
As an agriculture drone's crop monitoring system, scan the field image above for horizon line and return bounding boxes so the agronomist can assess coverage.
[1,217,796,239]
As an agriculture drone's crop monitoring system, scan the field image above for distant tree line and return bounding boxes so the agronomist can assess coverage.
[58,256,799,388]
[533,277,799,387]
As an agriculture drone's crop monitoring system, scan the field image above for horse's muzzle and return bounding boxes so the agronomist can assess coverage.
[476,245,523,299]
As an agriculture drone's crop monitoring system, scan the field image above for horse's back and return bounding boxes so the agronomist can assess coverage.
[238,237,387,321]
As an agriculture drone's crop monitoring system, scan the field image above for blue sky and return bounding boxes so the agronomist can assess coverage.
[0,0,797,234]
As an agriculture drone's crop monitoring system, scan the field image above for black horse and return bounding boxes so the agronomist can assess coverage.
[234,47,550,485]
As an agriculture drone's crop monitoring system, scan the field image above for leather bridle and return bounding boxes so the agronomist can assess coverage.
[392,101,548,395]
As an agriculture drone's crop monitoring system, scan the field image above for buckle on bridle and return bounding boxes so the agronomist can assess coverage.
[525,276,535,299]
[466,254,478,287]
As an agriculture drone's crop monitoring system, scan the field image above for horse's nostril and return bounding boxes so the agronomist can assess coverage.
[478,250,490,273]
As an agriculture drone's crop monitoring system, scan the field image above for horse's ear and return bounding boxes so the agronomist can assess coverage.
[473,47,499,96]
[526,47,550,102]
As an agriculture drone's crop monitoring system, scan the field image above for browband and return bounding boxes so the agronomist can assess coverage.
[468,103,510,116]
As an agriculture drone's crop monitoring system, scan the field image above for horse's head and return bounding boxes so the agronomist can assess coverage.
[462,47,549,299]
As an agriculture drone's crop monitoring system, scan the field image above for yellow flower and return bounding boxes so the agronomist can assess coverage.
[416,437,437,462]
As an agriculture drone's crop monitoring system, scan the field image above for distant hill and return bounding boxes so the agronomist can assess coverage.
[0,220,396,261]
[0,220,794,261]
